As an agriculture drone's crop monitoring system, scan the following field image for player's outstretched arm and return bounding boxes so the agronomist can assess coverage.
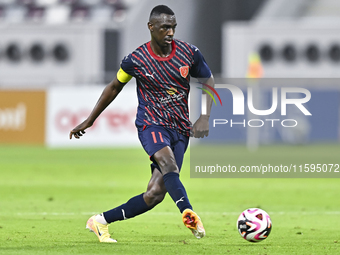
[192,75,215,138]
[69,77,126,139]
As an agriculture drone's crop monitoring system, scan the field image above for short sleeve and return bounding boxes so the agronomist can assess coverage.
[189,46,212,78]
[120,54,135,77]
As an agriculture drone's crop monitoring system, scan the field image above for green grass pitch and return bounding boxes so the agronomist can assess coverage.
[0,145,339,255]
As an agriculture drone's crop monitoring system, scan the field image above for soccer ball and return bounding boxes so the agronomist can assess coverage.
[237,208,272,242]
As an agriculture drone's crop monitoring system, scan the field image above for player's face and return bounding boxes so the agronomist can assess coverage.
[149,14,177,47]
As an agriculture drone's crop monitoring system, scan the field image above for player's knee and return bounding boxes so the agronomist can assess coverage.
[153,147,179,174]
[161,162,179,174]
[144,187,166,207]
[156,158,178,174]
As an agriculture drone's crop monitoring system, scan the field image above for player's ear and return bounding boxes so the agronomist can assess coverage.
[148,22,154,32]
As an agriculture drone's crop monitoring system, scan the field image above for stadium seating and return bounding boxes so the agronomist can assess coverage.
[0,0,131,24]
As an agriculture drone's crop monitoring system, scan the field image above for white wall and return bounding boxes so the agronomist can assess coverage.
[46,83,139,147]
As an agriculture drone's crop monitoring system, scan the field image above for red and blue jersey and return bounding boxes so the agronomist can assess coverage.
[120,39,211,137]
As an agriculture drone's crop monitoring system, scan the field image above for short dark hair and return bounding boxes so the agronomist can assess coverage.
[149,5,174,20]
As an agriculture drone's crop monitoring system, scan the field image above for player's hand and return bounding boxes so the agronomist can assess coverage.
[69,120,93,139]
[191,115,209,138]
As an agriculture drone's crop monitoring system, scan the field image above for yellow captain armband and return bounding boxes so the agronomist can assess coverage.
[117,68,133,84]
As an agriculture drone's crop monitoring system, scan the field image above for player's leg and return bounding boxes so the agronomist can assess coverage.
[102,168,166,223]
[152,146,192,213]
[86,168,167,243]
[146,150,205,239]
[152,136,205,239]
[86,190,151,243]
[143,167,167,207]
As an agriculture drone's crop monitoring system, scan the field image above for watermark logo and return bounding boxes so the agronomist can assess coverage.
[197,83,222,115]
[198,83,312,128]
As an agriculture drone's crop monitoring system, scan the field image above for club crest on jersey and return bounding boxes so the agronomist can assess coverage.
[180,66,189,78]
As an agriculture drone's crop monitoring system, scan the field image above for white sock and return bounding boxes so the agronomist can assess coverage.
[95,213,108,225]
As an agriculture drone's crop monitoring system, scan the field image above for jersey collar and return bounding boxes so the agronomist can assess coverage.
[147,40,176,61]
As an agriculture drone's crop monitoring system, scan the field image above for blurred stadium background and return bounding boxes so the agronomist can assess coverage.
[1,3,339,254]
[0,0,339,147]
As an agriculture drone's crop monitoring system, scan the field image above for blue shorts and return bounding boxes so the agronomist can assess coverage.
[137,125,189,173]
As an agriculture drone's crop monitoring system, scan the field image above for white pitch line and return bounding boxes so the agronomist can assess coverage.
[149,211,340,216]
[3,211,340,216]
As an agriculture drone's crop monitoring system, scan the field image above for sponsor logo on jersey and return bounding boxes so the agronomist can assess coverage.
[166,87,177,95]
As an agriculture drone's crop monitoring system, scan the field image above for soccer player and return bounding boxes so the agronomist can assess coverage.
[69,4,215,242]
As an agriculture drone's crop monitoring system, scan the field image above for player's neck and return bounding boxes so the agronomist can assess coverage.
[150,41,172,58]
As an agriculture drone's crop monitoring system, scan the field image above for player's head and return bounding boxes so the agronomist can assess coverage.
[149,5,175,21]
[148,5,177,47]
